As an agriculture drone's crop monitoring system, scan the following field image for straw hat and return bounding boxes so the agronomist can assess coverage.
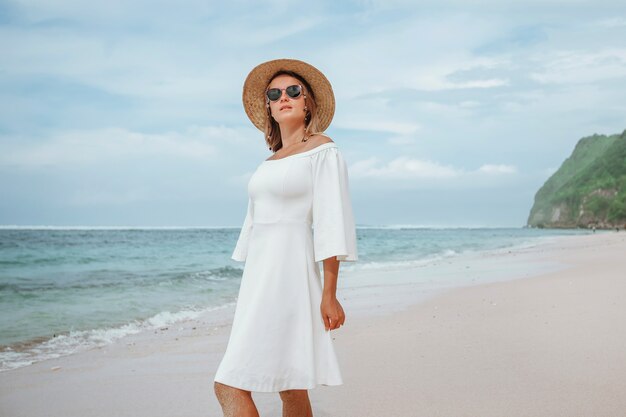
[242,58,335,132]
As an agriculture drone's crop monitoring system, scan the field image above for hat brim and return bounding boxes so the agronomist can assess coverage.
[242,58,335,132]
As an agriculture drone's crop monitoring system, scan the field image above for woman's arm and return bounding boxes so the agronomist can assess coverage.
[320,256,346,331]
[322,256,340,297]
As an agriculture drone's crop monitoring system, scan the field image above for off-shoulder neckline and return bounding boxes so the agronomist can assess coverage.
[262,142,337,163]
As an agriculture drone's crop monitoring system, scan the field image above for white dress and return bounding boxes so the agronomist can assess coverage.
[214,141,358,392]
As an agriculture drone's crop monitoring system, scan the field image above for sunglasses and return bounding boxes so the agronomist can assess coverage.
[266,84,303,102]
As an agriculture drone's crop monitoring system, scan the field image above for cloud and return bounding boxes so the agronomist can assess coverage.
[592,17,626,28]
[530,48,626,84]
[353,157,461,179]
[210,14,328,47]
[0,125,249,168]
[350,156,517,180]
[387,135,417,145]
[443,78,510,89]
[333,119,421,135]
[317,13,513,99]
[478,164,518,174]
[67,187,154,206]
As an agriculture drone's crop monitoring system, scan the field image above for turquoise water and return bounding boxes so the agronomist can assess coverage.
[0,226,593,371]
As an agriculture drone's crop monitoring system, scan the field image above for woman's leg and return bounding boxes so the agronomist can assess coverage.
[214,381,260,417]
[279,389,313,417]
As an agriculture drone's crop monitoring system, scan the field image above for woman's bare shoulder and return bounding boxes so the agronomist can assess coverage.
[308,133,334,145]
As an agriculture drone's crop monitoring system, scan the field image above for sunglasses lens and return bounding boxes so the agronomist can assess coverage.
[266,85,302,102]
[266,88,281,101]
[286,85,302,98]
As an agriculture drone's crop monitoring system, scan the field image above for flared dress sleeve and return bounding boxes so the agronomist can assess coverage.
[231,196,254,262]
[311,145,358,263]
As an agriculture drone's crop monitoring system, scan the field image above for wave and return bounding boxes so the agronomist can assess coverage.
[0,302,235,373]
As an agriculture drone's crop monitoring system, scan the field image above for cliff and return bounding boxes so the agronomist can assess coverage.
[527,129,626,229]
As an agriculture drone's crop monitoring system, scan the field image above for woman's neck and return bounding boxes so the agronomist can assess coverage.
[279,122,307,149]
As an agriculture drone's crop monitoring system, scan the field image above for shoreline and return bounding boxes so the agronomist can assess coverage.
[0,230,577,373]
[1,231,624,416]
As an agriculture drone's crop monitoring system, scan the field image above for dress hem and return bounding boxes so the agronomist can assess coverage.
[213,375,343,393]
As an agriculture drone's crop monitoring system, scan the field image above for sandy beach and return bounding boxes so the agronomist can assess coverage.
[1,231,625,417]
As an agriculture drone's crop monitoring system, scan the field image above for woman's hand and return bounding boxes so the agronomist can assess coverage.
[320,294,345,331]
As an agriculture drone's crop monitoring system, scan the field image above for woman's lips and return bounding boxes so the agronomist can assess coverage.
[280,106,292,111]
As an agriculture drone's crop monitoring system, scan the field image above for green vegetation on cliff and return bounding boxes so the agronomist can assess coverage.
[527,129,626,229]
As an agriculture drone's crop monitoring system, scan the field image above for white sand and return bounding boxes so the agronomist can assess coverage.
[1,231,625,417]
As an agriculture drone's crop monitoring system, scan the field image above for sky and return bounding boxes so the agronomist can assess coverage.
[1,0,625,228]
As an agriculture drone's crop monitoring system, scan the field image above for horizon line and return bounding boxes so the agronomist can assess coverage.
[0,224,531,230]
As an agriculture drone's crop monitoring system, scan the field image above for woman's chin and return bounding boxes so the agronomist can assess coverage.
[274,115,303,126]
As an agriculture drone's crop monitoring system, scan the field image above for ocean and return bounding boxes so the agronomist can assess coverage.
[0,226,594,372]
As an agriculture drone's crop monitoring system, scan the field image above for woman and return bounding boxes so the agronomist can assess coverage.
[214,58,358,417]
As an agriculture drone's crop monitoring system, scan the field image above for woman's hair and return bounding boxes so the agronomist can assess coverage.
[264,70,322,152]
